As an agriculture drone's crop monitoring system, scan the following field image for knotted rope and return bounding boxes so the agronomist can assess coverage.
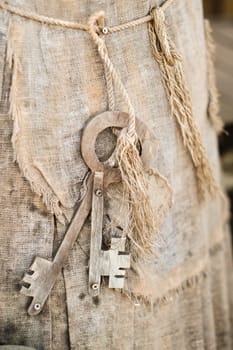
[88,12,155,260]
[148,7,218,200]
[88,12,136,140]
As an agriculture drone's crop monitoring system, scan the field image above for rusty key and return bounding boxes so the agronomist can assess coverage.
[20,111,155,315]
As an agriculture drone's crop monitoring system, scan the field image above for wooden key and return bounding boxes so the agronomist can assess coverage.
[89,171,130,296]
[21,172,95,316]
[20,111,156,316]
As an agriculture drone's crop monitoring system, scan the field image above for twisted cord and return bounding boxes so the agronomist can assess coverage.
[87,11,136,140]
[0,0,88,30]
[0,0,175,33]
[103,46,115,111]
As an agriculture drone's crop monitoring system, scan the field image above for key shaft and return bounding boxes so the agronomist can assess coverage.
[21,173,93,316]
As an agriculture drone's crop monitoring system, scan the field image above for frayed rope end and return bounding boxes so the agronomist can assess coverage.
[116,129,156,261]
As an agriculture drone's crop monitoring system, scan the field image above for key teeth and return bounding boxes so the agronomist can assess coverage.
[117,270,126,277]
[21,273,33,284]
[30,256,52,271]
[30,256,42,271]
[117,257,130,271]
[20,285,33,297]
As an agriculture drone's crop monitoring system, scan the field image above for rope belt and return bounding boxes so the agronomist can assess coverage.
[0,0,174,33]
[0,0,218,210]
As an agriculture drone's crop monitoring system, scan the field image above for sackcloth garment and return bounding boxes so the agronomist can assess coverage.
[0,0,233,349]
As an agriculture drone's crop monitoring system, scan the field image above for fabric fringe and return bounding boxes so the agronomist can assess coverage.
[204,19,223,134]
[7,21,65,224]
[123,270,207,309]
[122,240,223,308]
[148,8,218,201]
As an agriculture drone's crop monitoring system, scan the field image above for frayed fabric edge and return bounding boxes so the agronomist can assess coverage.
[120,239,224,308]
[121,239,224,309]
[7,20,66,224]
[122,270,208,309]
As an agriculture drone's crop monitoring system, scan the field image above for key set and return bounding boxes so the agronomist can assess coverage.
[20,111,154,315]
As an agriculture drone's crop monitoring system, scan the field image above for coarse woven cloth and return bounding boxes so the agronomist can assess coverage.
[0,0,232,349]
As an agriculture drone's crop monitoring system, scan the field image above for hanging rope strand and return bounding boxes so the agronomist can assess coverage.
[88,12,156,260]
[88,11,136,139]
[148,7,218,200]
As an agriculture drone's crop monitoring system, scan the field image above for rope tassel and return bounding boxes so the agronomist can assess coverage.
[115,129,156,261]
[148,8,218,200]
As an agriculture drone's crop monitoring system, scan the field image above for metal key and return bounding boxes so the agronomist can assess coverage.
[20,111,155,316]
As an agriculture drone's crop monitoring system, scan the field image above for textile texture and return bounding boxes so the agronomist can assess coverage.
[0,0,232,349]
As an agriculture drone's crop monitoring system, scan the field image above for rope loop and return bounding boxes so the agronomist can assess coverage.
[148,7,218,199]
[87,11,105,37]
[87,11,137,142]
[150,7,176,66]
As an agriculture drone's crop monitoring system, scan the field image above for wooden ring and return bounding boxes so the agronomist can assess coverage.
[81,111,156,184]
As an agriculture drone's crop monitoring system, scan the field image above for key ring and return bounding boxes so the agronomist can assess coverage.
[81,111,157,186]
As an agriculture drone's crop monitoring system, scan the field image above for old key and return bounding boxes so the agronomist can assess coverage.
[88,171,130,297]
[20,111,156,315]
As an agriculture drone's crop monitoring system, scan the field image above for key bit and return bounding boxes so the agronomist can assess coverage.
[20,257,54,315]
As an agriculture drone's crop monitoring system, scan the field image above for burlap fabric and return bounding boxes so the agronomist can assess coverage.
[0,0,232,349]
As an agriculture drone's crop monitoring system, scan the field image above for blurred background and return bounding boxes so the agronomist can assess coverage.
[203,0,233,232]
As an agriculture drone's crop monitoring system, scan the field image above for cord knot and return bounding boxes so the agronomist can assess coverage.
[87,11,106,38]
